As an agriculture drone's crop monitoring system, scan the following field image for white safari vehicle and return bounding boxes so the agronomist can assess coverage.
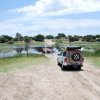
[57,46,84,70]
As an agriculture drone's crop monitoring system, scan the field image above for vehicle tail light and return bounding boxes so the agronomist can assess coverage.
[82,58,84,62]
[64,58,67,62]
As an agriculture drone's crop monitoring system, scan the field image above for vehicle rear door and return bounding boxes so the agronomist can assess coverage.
[69,50,82,64]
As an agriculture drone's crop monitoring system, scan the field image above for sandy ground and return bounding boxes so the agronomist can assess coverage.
[44,39,55,46]
[0,54,100,100]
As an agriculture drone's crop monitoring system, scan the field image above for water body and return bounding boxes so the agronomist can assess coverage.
[0,44,96,58]
[0,45,59,58]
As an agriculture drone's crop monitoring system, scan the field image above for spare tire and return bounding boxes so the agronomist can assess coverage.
[72,53,81,61]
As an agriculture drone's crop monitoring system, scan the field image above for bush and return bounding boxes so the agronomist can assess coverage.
[83,51,94,57]
[57,39,63,43]
[94,49,100,56]
[83,49,100,57]
[34,34,44,42]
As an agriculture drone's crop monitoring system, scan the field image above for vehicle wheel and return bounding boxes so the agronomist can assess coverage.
[61,63,65,70]
[57,61,60,66]
[57,59,60,65]
[72,53,81,61]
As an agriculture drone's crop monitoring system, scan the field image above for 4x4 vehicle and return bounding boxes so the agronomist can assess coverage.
[57,46,84,70]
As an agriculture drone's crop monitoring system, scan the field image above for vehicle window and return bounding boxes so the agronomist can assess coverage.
[59,52,63,56]
[63,52,67,56]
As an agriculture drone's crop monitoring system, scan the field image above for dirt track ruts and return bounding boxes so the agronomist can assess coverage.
[0,54,100,100]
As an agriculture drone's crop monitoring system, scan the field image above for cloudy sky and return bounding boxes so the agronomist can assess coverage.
[0,0,100,36]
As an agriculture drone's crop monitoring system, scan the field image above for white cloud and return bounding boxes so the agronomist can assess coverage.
[10,0,100,16]
[0,18,100,36]
[1,0,100,36]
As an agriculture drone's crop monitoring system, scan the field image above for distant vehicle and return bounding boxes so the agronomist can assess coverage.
[57,46,84,70]
[42,48,52,54]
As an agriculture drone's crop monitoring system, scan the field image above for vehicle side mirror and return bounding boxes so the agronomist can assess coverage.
[58,54,60,55]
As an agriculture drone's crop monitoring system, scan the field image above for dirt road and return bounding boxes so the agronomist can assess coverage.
[0,54,100,100]
[44,39,55,46]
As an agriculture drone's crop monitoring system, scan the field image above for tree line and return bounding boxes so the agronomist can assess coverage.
[0,33,100,43]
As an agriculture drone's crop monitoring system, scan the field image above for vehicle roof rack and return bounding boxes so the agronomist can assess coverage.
[66,46,81,50]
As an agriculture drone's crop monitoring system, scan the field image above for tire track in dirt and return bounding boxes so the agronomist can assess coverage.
[0,54,100,100]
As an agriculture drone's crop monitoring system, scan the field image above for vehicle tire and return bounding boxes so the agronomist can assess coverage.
[57,61,60,66]
[61,63,65,70]
[72,53,81,61]
[57,59,60,65]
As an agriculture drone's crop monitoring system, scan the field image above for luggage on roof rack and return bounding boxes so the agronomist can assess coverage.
[66,46,81,50]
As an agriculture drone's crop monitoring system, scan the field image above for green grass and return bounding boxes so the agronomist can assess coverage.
[32,41,45,45]
[86,57,100,68]
[56,41,100,49]
[0,54,48,72]
[14,41,45,46]
[83,49,100,57]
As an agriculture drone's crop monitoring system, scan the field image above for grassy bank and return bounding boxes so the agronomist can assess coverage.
[0,54,47,72]
[83,49,100,57]
[85,57,100,68]
[83,49,100,68]
[55,41,100,49]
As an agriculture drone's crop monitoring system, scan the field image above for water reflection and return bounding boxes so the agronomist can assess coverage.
[0,44,96,58]
[0,45,60,58]
[0,51,16,58]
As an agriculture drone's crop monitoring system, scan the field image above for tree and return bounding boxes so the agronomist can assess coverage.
[0,36,6,43]
[83,35,96,42]
[0,35,13,43]
[68,35,73,42]
[56,33,66,39]
[69,37,74,42]
[34,34,44,42]
[15,33,23,41]
[24,36,31,43]
[73,35,79,41]
[24,36,31,56]
[46,35,54,39]
[96,34,100,38]
[2,35,13,41]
